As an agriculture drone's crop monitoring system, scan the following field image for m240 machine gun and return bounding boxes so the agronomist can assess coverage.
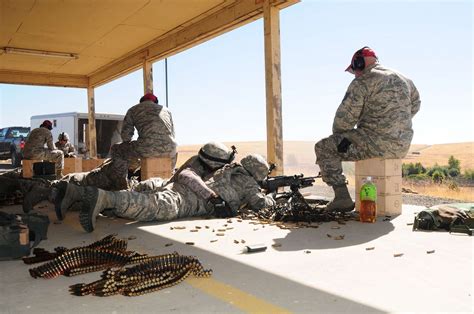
[260,173,320,195]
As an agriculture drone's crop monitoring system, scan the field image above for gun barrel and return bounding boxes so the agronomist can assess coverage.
[261,174,321,193]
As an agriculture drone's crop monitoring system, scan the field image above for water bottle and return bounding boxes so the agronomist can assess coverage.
[360,176,377,223]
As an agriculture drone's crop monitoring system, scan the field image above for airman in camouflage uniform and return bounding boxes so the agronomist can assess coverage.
[315,47,421,212]
[23,120,64,179]
[110,93,177,183]
[66,154,274,232]
[132,141,237,192]
[53,142,236,221]
[55,132,76,157]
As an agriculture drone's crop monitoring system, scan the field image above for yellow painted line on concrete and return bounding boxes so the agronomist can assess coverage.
[187,277,292,314]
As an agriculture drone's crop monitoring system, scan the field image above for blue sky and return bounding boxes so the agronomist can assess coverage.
[0,0,472,145]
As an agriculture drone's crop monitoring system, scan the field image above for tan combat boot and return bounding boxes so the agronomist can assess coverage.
[23,184,52,213]
[326,184,355,213]
[79,187,116,233]
[54,181,84,220]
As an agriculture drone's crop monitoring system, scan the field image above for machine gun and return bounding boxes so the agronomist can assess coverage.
[259,172,321,217]
[260,173,320,194]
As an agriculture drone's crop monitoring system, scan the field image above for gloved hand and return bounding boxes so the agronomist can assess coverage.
[337,138,352,153]
[207,195,235,218]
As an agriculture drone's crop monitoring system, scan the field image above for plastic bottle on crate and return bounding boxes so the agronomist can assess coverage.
[359,176,377,223]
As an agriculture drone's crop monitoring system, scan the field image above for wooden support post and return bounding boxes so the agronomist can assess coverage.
[143,60,154,94]
[87,86,97,158]
[264,0,284,175]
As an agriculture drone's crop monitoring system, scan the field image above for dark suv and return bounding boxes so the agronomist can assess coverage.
[0,126,30,167]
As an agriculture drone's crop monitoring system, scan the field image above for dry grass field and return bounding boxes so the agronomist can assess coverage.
[178,141,474,201]
[179,141,474,174]
[404,142,474,171]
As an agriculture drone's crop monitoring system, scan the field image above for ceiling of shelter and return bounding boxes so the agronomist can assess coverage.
[0,0,297,87]
[0,0,229,75]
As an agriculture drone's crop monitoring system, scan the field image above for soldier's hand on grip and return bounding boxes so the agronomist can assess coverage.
[208,195,234,218]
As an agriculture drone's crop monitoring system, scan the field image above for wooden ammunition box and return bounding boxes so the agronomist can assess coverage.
[141,157,173,180]
[22,159,42,178]
[355,158,403,216]
[355,158,402,177]
[82,158,105,172]
[63,158,82,175]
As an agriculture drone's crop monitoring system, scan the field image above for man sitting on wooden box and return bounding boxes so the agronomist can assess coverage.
[23,120,64,179]
[314,47,421,212]
[109,93,177,187]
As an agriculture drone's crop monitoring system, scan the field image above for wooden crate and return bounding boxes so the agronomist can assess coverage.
[141,157,173,180]
[374,194,402,217]
[82,158,105,172]
[355,175,402,196]
[63,158,82,175]
[22,159,42,178]
[355,192,403,216]
[355,158,402,177]
[355,158,403,216]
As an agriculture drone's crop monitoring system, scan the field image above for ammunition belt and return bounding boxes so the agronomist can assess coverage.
[23,234,128,264]
[23,234,212,297]
[69,253,212,297]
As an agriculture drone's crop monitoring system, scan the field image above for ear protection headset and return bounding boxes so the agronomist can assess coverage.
[351,46,369,71]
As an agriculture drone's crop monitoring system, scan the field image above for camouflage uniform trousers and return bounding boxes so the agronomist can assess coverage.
[315,133,389,186]
[25,149,64,171]
[112,182,208,222]
[130,177,167,192]
[110,141,177,184]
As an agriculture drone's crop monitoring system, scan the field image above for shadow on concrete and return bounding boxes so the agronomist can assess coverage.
[271,219,395,252]
[1,203,384,314]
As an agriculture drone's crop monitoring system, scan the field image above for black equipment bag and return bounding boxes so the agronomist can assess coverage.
[0,211,49,260]
[33,162,55,176]
[20,212,50,241]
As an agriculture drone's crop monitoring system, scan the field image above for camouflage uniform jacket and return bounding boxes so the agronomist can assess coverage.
[333,63,421,157]
[54,141,76,155]
[121,100,177,155]
[206,163,275,213]
[23,127,55,158]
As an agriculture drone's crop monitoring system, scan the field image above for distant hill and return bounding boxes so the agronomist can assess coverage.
[404,142,474,170]
[177,141,474,175]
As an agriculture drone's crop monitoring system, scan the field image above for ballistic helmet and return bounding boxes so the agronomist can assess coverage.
[58,132,69,141]
[240,154,269,181]
[198,142,236,170]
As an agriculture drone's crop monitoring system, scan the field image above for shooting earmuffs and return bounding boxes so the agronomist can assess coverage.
[351,47,368,71]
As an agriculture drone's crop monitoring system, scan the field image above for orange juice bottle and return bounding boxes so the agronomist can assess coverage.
[359,176,377,223]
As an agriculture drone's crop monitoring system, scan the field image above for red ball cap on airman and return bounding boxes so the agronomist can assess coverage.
[345,46,377,72]
[140,93,158,103]
[41,120,53,129]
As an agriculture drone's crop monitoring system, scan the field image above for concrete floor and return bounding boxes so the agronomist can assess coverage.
[0,200,472,314]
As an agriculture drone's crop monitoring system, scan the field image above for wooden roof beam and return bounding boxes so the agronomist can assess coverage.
[0,70,88,88]
[88,0,298,88]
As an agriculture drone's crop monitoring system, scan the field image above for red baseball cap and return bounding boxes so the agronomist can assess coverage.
[140,93,158,103]
[345,47,377,72]
[41,120,53,129]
